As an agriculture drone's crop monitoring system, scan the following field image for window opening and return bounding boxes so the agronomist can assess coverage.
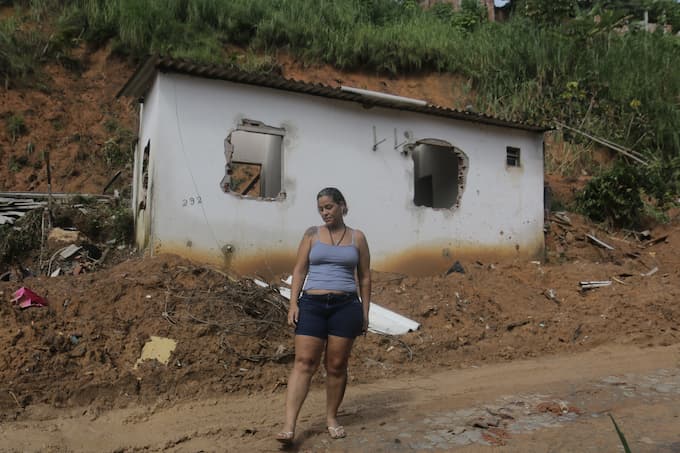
[221,120,284,199]
[506,146,521,167]
[412,140,468,209]
[141,140,150,190]
[138,140,150,210]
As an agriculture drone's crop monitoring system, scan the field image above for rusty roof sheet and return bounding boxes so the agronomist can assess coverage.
[118,56,548,132]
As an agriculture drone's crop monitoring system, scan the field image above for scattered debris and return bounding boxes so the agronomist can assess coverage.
[643,235,668,248]
[552,212,572,226]
[585,234,614,250]
[134,336,177,369]
[48,227,86,245]
[446,261,466,275]
[0,266,34,282]
[422,306,438,317]
[641,266,658,277]
[0,197,46,225]
[45,241,106,277]
[59,244,82,260]
[543,289,560,305]
[470,415,501,429]
[579,281,612,291]
[10,287,48,309]
[536,401,580,415]
[268,277,420,335]
[252,278,268,288]
[373,304,420,335]
[506,320,530,331]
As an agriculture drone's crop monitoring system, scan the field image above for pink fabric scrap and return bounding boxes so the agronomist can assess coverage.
[10,287,48,309]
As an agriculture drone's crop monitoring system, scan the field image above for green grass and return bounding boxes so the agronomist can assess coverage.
[5,113,27,143]
[45,0,676,158]
[101,122,136,170]
[0,17,42,87]
[609,414,632,453]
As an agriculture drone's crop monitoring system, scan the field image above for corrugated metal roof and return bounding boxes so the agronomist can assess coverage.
[118,56,548,132]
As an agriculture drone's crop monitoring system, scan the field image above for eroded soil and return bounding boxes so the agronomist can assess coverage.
[0,213,679,451]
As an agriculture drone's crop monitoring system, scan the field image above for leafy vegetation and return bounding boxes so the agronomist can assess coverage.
[101,119,136,169]
[0,209,42,264]
[608,414,632,453]
[576,162,645,228]
[5,113,27,143]
[576,156,680,228]
[0,17,43,87]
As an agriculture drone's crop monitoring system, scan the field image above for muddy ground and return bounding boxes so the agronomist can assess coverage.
[1,211,679,426]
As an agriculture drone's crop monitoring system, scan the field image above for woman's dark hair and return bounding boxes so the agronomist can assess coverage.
[317,187,348,214]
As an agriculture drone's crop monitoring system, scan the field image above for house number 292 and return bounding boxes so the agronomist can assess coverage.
[182,196,202,207]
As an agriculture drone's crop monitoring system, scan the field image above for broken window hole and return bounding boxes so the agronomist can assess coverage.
[412,139,468,209]
[138,140,151,211]
[220,121,285,200]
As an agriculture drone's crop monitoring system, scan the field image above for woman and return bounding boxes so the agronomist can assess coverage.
[276,187,371,445]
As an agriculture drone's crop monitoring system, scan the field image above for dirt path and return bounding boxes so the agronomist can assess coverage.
[3,344,679,452]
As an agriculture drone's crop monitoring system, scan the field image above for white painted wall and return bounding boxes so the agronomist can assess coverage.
[133,73,544,276]
[132,77,162,249]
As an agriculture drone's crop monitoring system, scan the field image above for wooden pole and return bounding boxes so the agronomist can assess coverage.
[554,121,649,166]
[44,150,53,229]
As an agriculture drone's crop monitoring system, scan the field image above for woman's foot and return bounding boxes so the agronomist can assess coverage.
[327,425,346,439]
[275,431,295,445]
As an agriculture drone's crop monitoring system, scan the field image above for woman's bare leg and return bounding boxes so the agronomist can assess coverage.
[281,335,325,434]
[324,335,355,429]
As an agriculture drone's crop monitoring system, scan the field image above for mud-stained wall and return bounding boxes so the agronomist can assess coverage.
[133,73,544,277]
[158,237,543,278]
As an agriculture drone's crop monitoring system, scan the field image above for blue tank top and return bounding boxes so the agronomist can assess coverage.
[303,229,359,293]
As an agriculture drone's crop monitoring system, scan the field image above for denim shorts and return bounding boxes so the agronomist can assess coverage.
[295,292,364,339]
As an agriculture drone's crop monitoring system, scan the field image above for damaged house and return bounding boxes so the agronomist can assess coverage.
[119,56,548,277]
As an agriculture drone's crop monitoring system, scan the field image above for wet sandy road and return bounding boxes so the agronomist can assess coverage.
[2,344,679,452]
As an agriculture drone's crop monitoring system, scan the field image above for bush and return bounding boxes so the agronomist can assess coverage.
[516,0,578,24]
[575,162,644,228]
[100,121,136,169]
[0,209,42,265]
[576,157,680,229]
[5,113,27,143]
[0,17,45,86]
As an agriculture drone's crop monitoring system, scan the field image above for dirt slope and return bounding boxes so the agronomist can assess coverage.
[0,47,137,194]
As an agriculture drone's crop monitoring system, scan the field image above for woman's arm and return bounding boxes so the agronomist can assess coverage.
[355,229,371,333]
[288,227,315,326]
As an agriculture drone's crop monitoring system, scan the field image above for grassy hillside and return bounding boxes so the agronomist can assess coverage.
[1,0,679,227]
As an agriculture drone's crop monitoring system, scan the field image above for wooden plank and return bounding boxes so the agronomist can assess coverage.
[555,121,648,166]
[0,192,114,200]
[586,233,615,250]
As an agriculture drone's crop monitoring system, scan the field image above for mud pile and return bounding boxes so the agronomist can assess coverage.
[1,214,678,421]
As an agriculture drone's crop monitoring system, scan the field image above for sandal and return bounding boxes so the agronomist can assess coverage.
[327,425,346,439]
[275,431,294,445]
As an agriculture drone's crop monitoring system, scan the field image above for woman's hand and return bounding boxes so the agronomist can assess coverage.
[287,303,299,327]
[362,312,369,335]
